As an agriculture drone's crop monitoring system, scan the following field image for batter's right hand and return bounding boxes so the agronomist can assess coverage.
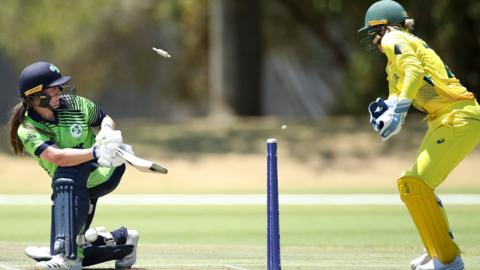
[93,143,124,168]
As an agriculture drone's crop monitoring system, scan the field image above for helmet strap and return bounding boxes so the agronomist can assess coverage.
[26,92,53,110]
[371,25,389,45]
[372,34,382,45]
[38,94,53,109]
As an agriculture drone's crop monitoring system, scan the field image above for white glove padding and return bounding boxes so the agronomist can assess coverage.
[120,144,135,155]
[93,143,124,168]
[96,126,123,146]
[368,97,412,141]
[368,98,391,130]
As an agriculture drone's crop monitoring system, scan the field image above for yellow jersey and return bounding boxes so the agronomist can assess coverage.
[380,29,474,114]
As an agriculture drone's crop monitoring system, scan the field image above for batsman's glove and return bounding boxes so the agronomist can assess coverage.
[96,125,123,147]
[368,97,412,141]
[93,143,124,168]
[120,144,134,156]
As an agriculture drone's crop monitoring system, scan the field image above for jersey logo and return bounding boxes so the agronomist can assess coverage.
[69,124,83,138]
[25,133,38,147]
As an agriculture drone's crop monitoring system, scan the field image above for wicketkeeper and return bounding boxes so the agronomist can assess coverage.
[359,1,480,269]
[7,61,140,269]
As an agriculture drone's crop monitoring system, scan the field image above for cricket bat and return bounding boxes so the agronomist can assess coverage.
[112,145,168,174]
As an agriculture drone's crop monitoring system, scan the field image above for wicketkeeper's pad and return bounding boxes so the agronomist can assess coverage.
[398,176,460,264]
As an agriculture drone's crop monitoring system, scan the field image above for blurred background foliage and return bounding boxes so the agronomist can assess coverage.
[0,0,479,122]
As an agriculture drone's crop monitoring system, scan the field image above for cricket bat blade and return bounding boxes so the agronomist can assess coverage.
[112,145,168,174]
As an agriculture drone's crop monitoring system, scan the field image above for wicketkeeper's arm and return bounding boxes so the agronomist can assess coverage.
[382,34,424,100]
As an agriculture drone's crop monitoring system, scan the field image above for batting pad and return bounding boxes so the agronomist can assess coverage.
[82,245,134,266]
[53,178,90,260]
[398,176,460,264]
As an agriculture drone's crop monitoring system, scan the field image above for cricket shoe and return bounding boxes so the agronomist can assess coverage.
[115,230,139,268]
[36,254,82,270]
[410,253,431,270]
[416,255,464,270]
[25,246,52,262]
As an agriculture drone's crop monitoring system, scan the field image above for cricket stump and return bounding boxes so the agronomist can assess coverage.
[267,138,281,270]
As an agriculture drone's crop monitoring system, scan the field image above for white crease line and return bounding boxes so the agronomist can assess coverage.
[121,264,406,268]
[133,266,250,269]
[278,264,405,267]
[0,263,20,270]
[224,265,251,270]
[1,194,480,205]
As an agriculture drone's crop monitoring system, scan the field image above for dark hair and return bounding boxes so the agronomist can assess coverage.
[7,100,28,155]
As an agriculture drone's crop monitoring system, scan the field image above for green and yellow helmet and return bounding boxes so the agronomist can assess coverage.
[358,0,409,33]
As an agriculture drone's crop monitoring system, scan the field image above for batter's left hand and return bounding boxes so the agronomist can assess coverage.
[96,125,123,146]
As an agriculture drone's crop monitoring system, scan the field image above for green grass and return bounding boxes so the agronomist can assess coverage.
[1,205,480,269]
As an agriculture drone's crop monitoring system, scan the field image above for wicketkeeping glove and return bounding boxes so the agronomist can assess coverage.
[368,97,412,141]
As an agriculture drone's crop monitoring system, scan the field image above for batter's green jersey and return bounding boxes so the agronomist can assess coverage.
[17,95,115,188]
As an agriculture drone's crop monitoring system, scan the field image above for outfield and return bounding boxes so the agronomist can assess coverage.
[1,204,480,269]
[2,119,480,269]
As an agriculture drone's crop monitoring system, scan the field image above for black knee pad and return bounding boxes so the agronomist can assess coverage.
[82,245,134,267]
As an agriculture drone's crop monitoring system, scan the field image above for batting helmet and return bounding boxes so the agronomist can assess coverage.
[357,0,409,33]
[19,61,71,98]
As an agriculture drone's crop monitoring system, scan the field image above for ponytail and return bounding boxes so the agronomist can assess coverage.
[7,100,27,155]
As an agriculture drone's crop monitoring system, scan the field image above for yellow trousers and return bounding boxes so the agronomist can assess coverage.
[405,99,480,188]
[400,99,480,263]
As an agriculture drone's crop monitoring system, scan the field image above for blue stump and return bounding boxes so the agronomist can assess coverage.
[267,138,281,270]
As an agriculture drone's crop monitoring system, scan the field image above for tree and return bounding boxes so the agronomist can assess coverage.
[209,0,263,117]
